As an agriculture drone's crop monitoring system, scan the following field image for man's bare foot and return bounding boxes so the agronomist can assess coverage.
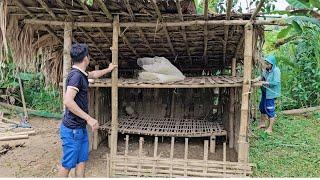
[265,128,272,134]
[258,123,266,129]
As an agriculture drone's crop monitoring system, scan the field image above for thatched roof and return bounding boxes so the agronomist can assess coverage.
[1,0,265,85]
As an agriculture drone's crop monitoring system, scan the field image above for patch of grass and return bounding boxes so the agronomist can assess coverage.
[250,113,320,177]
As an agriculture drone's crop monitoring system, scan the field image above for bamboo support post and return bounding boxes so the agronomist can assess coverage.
[138,137,144,177]
[223,0,233,66]
[124,135,129,175]
[203,0,209,65]
[110,15,119,160]
[203,140,209,175]
[17,72,28,119]
[229,58,236,148]
[62,22,73,111]
[223,142,227,176]
[170,137,175,177]
[152,136,158,176]
[210,135,216,153]
[238,23,253,163]
[175,0,192,62]
[93,65,99,150]
[151,0,176,57]
[184,138,189,177]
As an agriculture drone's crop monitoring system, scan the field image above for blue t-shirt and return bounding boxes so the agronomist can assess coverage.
[62,68,89,129]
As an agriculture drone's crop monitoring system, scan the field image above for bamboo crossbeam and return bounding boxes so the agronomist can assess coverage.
[24,19,288,27]
[124,0,154,55]
[151,0,175,57]
[96,0,113,20]
[36,0,57,19]
[176,0,192,62]
[223,0,233,66]
[250,0,265,20]
[15,0,62,43]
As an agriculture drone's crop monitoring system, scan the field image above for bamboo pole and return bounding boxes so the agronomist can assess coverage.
[203,140,209,175]
[152,136,158,176]
[63,22,73,111]
[223,142,227,176]
[138,137,144,177]
[24,19,288,27]
[93,65,100,150]
[210,135,216,153]
[17,72,28,119]
[110,15,119,160]
[229,58,236,148]
[124,135,129,175]
[223,0,233,66]
[175,0,192,62]
[238,23,253,163]
[170,137,175,178]
[0,134,29,141]
[203,0,209,64]
[184,138,189,177]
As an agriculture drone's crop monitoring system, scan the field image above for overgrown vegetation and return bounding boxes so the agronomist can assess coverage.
[250,113,320,177]
[0,59,62,113]
[263,19,320,110]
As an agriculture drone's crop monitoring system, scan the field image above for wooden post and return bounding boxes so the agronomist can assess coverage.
[229,58,236,148]
[124,135,129,175]
[93,65,99,150]
[223,142,227,176]
[62,22,72,110]
[110,15,119,159]
[152,136,158,176]
[170,137,175,178]
[138,137,144,177]
[203,140,209,175]
[17,73,28,119]
[238,23,253,163]
[210,135,216,153]
[184,138,188,177]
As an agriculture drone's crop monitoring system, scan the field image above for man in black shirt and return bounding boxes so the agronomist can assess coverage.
[59,44,117,177]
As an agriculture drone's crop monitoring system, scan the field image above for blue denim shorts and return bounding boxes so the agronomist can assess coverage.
[60,123,89,169]
[259,98,276,118]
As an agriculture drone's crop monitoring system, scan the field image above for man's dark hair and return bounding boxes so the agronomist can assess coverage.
[70,43,89,63]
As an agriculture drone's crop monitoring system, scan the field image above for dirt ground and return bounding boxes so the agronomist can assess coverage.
[0,117,236,177]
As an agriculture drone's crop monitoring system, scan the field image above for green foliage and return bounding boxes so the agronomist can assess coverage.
[264,22,320,109]
[194,0,278,14]
[0,60,62,113]
[250,114,320,177]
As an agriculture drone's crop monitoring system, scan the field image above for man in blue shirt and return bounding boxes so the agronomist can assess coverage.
[59,44,117,177]
[254,55,281,134]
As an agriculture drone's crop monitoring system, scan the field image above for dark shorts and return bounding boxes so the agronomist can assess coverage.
[60,123,89,169]
[259,97,276,118]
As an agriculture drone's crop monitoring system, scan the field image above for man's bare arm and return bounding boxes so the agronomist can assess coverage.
[88,63,117,79]
[64,87,99,130]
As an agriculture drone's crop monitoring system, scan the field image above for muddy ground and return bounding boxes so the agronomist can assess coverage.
[0,117,236,177]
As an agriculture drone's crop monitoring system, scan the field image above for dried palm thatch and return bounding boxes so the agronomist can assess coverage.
[7,16,35,71]
[2,0,266,86]
[0,0,8,63]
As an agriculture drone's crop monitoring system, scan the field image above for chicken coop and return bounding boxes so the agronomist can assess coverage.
[1,0,286,177]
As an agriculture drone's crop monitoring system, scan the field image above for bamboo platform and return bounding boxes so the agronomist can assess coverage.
[100,116,227,137]
[89,76,263,88]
